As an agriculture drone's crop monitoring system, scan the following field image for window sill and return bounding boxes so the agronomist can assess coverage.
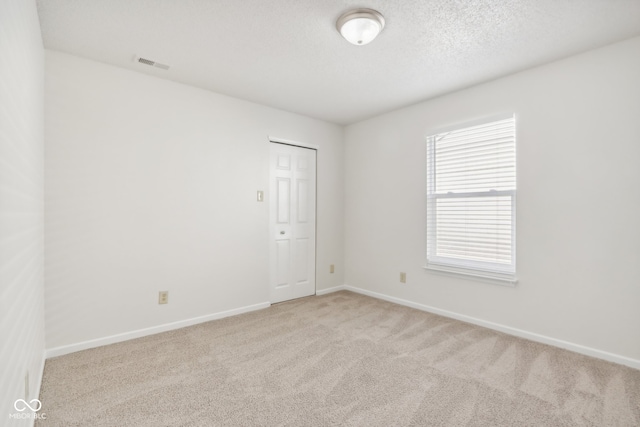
[423,264,518,287]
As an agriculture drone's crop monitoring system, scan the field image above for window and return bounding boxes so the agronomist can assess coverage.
[426,115,516,283]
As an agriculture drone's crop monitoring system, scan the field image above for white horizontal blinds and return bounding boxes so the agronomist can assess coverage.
[427,116,516,275]
[433,196,513,265]
[434,118,516,193]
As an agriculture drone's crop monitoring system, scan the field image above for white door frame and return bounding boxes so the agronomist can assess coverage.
[268,137,318,303]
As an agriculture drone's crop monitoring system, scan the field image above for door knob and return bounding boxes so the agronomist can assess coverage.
[280,231,285,234]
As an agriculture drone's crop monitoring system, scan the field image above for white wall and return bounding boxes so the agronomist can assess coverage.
[344,36,640,365]
[0,0,46,423]
[44,51,344,351]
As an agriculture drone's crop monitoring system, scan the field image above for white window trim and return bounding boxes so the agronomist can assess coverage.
[422,263,518,286]
[424,113,514,138]
[425,114,517,285]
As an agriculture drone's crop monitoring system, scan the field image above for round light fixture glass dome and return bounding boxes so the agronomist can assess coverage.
[336,8,385,45]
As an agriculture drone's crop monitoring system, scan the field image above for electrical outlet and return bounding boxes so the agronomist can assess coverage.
[400,272,406,283]
[25,371,29,401]
[330,264,335,274]
[158,291,169,304]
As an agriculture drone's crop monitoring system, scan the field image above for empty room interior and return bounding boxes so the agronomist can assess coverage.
[2,0,640,425]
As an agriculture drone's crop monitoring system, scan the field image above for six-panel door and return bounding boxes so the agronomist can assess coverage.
[269,143,316,303]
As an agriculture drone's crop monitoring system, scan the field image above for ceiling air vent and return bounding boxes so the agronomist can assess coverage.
[135,56,170,70]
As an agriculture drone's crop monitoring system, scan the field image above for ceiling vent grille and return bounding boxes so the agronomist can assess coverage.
[135,56,170,70]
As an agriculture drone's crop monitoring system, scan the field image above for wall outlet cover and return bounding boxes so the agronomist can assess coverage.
[158,291,169,304]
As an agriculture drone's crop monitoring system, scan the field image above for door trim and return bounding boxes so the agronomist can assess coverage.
[268,135,319,150]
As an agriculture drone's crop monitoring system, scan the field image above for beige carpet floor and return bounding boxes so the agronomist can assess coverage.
[37,291,640,426]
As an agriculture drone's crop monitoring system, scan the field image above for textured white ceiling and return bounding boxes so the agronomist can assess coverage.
[36,0,640,125]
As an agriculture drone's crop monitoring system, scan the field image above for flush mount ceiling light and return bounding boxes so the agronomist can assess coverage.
[336,8,385,46]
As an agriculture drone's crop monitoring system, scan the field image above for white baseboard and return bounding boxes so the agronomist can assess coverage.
[30,350,47,426]
[35,350,46,396]
[343,284,640,371]
[45,302,270,359]
[316,285,346,295]
[43,285,640,370]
